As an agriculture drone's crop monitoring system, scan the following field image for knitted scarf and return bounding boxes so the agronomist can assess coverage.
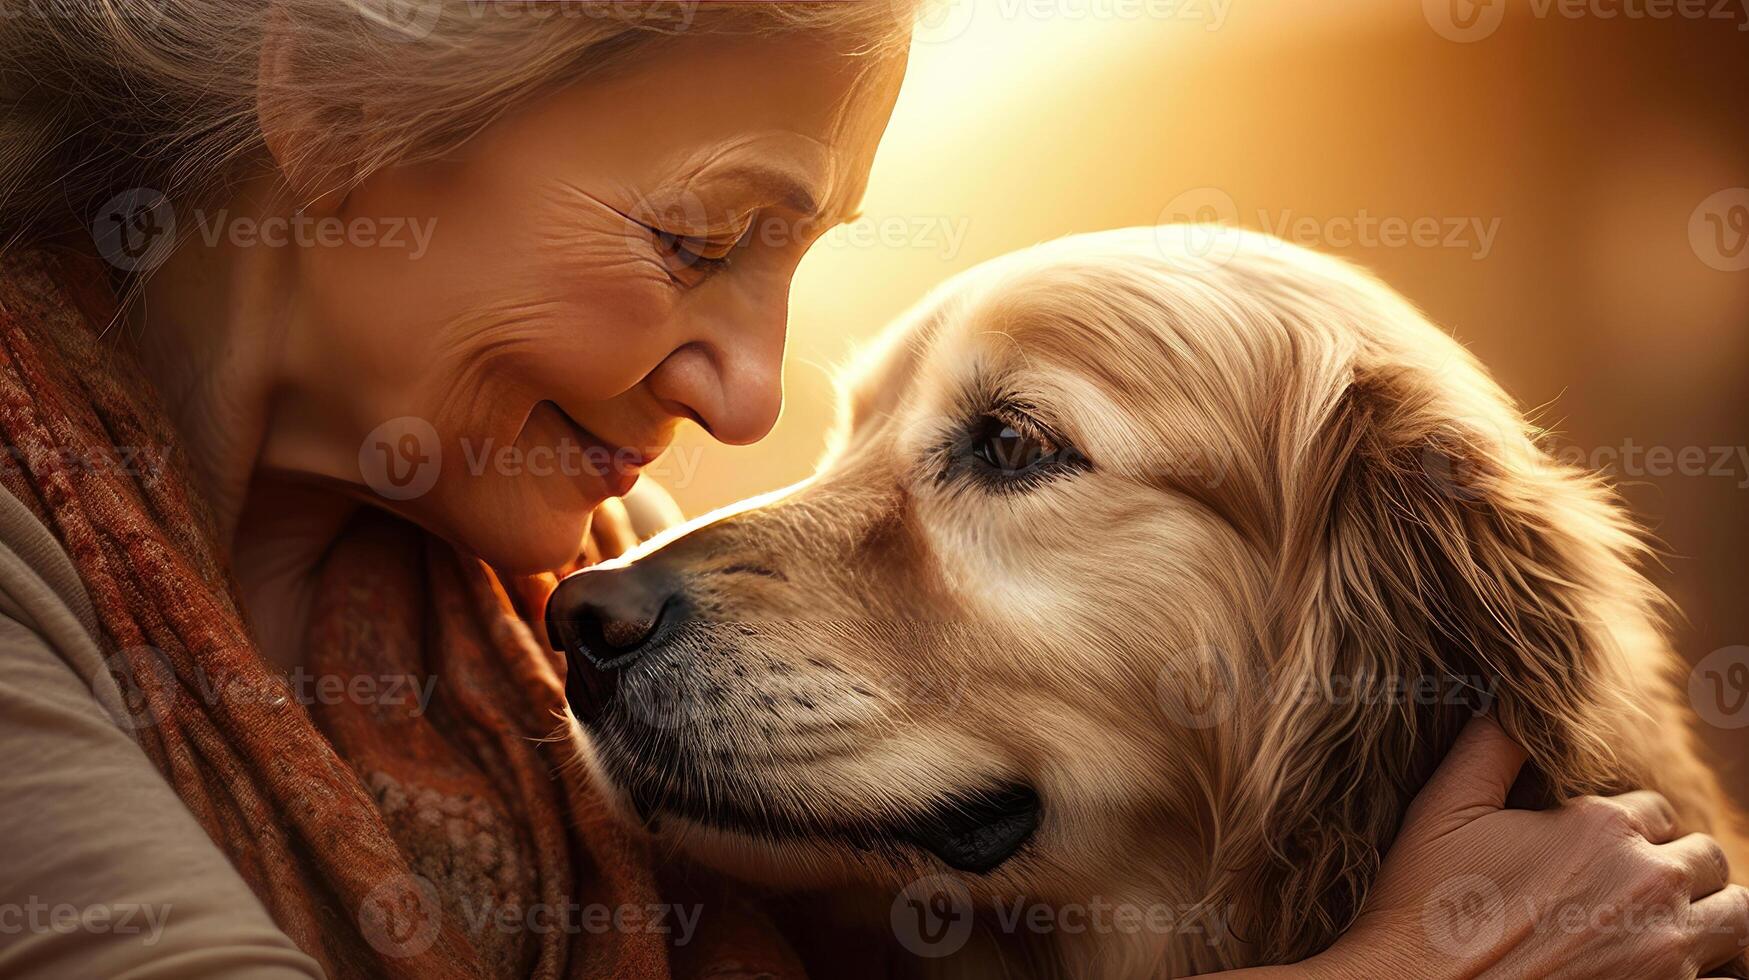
[0,248,802,980]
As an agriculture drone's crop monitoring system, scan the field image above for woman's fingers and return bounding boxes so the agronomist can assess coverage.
[1660,833,1734,900]
[590,497,640,560]
[1407,714,1527,826]
[1689,883,1749,972]
[1604,789,1680,844]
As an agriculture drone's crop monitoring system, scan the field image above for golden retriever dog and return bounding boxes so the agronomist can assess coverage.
[548,226,1745,977]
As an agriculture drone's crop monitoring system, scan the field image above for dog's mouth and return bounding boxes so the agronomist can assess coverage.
[561,625,1043,875]
[579,701,1042,873]
[892,783,1042,873]
[627,772,1043,875]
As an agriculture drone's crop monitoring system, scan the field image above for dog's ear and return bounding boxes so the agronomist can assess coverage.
[1226,357,1676,960]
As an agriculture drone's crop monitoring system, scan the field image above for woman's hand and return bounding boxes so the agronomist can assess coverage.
[580,479,685,567]
[1310,715,1749,979]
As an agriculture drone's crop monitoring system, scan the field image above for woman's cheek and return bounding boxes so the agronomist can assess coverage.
[403,421,601,575]
[524,266,682,400]
[410,290,674,574]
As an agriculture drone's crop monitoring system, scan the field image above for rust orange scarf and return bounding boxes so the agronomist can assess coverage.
[0,248,802,980]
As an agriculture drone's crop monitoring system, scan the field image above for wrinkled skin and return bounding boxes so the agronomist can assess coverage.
[134,30,906,578]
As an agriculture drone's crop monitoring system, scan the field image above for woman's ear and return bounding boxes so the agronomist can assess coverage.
[1225,357,1673,961]
[256,4,361,215]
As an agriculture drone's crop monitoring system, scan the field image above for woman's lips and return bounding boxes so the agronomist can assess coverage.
[543,402,653,498]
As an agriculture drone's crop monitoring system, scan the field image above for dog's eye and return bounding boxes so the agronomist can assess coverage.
[971,414,1060,474]
[946,408,1089,493]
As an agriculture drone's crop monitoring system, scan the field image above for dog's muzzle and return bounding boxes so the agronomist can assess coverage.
[546,560,1044,874]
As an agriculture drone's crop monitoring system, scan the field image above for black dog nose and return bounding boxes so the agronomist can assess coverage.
[545,565,675,670]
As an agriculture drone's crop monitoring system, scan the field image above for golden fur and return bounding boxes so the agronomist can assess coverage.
[571,226,1746,977]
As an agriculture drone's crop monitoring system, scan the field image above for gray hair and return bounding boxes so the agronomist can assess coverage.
[0,0,919,249]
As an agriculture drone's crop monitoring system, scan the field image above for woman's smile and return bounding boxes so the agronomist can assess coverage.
[532,400,658,500]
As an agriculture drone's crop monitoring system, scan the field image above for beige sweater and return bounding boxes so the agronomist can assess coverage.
[0,480,322,978]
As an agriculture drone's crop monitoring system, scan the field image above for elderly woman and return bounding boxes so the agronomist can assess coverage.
[0,3,1741,979]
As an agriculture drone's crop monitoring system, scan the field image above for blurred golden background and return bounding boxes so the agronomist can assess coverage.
[660,0,1749,793]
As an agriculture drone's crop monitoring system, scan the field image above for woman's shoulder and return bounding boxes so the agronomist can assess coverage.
[0,476,114,709]
[0,479,322,980]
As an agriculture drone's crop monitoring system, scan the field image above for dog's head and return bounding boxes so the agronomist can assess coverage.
[549,226,1691,966]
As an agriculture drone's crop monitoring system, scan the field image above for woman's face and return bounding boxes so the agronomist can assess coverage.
[270,32,907,573]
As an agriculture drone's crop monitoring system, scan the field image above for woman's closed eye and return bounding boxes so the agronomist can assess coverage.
[651,222,755,283]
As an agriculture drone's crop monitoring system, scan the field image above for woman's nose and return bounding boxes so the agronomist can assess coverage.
[646,303,787,445]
